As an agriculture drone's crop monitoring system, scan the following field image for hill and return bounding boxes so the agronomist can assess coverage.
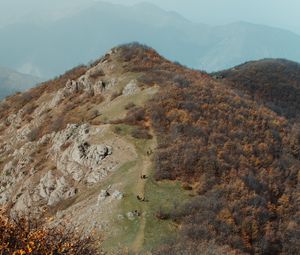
[1,2,300,78]
[0,66,43,99]
[214,59,300,120]
[0,44,299,254]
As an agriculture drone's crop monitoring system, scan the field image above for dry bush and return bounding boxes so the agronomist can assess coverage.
[124,106,146,125]
[26,127,41,142]
[131,127,152,140]
[0,207,102,255]
[124,102,136,110]
[110,91,122,101]
[113,126,123,134]
[89,68,104,79]
[22,103,38,116]
[63,102,77,112]
[90,94,104,105]
[48,116,65,133]
[88,109,100,120]
[155,207,170,220]
[60,142,72,151]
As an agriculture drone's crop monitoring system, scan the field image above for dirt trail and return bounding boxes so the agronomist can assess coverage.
[131,140,155,254]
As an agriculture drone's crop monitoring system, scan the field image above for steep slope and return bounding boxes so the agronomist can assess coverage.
[0,44,299,254]
[0,44,193,254]
[214,59,300,120]
[1,2,300,77]
[0,66,42,99]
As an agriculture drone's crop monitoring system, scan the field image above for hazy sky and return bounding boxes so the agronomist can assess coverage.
[0,0,300,34]
[108,0,300,34]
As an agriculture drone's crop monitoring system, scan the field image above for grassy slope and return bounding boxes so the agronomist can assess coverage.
[101,124,193,254]
[94,84,193,253]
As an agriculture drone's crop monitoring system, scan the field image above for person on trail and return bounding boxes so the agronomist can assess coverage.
[133,210,141,216]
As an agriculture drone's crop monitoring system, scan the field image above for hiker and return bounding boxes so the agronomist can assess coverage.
[133,210,141,217]
[140,174,147,179]
[142,197,148,202]
[101,81,106,91]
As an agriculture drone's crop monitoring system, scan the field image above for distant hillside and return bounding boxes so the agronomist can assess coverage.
[0,66,42,98]
[1,2,300,77]
[214,59,300,119]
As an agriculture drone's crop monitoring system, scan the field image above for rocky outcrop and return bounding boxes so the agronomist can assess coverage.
[37,171,76,206]
[51,124,115,183]
[0,48,140,244]
[0,122,117,215]
[122,80,140,96]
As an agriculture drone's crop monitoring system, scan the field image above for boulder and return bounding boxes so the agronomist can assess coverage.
[122,80,140,96]
[37,171,76,206]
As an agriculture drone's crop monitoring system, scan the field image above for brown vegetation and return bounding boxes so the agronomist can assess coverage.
[215,59,300,120]
[115,44,300,254]
[131,127,152,140]
[0,207,101,255]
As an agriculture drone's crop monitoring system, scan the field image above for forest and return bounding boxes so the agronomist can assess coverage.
[119,44,300,254]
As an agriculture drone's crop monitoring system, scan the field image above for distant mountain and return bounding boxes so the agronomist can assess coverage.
[201,22,300,71]
[0,67,42,98]
[0,1,300,78]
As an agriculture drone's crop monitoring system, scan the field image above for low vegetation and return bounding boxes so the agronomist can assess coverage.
[215,59,300,120]
[116,44,300,254]
[0,207,101,255]
[0,43,299,254]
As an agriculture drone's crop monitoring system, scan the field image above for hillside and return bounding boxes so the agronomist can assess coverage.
[1,2,300,77]
[214,59,300,120]
[0,66,42,99]
[0,44,299,254]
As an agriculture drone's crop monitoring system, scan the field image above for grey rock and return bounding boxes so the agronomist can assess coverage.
[122,80,140,96]
[112,190,123,200]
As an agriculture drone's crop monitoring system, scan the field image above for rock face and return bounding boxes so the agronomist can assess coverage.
[38,171,76,206]
[0,123,119,216]
[52,124,115,184]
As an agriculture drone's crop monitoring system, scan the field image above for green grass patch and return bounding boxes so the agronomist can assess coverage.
[102,160,142,252]
[142,179,193,252]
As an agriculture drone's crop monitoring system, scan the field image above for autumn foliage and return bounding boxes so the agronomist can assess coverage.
[215,59,300,120]
[0,208,101,255]
[117,44,300,254]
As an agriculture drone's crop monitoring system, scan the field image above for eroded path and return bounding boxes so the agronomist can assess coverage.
[131,138,156,254]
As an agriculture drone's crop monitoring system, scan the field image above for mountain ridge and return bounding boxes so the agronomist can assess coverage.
[0,44,299,254]
[1,1,300,79]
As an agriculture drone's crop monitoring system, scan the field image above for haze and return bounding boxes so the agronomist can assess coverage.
[1,0,300,35]
[1,0,300,91]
